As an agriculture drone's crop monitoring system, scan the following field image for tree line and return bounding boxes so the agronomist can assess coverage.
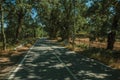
[0,0,120,50]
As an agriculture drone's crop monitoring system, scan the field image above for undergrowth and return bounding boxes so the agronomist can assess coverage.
[79,47,120,69]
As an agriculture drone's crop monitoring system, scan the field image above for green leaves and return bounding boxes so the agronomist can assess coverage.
[1,0,119,50]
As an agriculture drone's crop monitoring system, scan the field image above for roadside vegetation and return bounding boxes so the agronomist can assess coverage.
[59,32,120,69]
[0,38,36,79]
[74,34,120,69]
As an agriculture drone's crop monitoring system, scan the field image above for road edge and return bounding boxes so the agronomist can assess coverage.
[7,39,39,80]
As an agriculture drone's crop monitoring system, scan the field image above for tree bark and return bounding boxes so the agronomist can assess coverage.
[1,5,6,50]
[33,27,36,38]
[107,14,119,50]
[16,14,23,40]
[107,31,116,50]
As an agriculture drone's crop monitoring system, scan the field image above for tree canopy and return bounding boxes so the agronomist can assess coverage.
[0,0,120,50]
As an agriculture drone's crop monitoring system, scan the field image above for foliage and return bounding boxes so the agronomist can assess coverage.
[0,0,120,50]
[81,47,120,66]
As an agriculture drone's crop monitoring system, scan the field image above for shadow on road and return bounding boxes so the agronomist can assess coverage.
[12,39,120,80]
[52,46,120,80]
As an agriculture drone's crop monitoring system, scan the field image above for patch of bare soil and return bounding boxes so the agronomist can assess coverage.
[0,46,29,79]
[75,38,120,50]
[110,60,120,69]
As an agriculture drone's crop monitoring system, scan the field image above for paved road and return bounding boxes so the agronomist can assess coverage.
[8,38,120,80]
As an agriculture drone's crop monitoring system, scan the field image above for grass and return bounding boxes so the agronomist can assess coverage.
[79,47,120,69]
[0,38,36,57]
[75,36,120,69]
[0,38,37,79]
[59,35,120,69]
[0,38,37,50]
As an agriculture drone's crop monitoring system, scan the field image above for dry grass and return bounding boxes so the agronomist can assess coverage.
[61,37,120,69]
[73,37,120,69]
[0,38,37,79]
[24,43,32,48]
[0,57,10,63]
[74,38,120,51]
[0,47,29,79]
[17,47,29,52]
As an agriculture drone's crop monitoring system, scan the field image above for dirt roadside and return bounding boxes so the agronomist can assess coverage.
[0,44,31,79]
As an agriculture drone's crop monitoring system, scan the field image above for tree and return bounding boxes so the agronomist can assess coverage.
[0,1,6,50]
[5,1,17,41]
[107,1,120,50]
[86,0,120,50]
[15,0,31,40]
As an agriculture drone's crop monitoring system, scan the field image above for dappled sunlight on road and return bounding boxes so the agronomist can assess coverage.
[77,70,109,79]
[10,39,120,80]
[13,49,74,80]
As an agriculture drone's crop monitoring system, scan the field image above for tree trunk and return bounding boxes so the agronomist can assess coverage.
[49,31,57,39]
[16,16,23,40]
[107,14,119,50]
[33,27,36,38]
[107,31,116,50]
[1,5,6,50]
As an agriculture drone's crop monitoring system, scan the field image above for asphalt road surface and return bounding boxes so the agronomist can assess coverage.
[8,38,120,80]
